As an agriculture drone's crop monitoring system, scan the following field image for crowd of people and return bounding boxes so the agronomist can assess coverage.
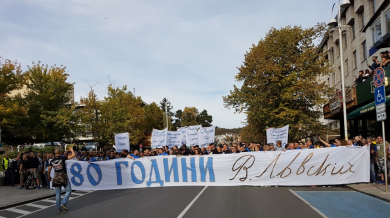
[2,135,390,190]
[355,51,390,84]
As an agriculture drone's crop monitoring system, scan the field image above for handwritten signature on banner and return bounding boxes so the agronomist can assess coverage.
[229,153,355,182]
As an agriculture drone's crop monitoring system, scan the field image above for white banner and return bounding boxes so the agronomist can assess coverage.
[266,125,289,146]
[66,146,369,190]
[186,125,201,146]
[151,128,167,148]
[114,133,130,152]
[178,127,186,145]
[167,131,181,149]
[198,126,215,147]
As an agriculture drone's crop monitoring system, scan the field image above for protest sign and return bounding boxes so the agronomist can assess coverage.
[151,128,167,148]
[186,125,201,146]
[67,146,369,190]
[178,127,187,145]
[167,131,181,148]
[266,125,289,146]
[114,133,130,152]
[198,126,215,147]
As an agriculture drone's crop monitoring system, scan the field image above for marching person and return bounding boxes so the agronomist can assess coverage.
[48,146,75,213]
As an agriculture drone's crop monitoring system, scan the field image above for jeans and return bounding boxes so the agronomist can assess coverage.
[370,160,377,182]
[44,172,49,187]
[55,179,72,210]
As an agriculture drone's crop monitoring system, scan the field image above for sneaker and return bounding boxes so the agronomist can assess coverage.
[58,210,62,213]
[18,186,23,189]
[37,186,40,189]
[379,180,385,184]
[60,205,68,211]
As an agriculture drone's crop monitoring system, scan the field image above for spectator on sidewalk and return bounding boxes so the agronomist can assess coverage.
[29,152,41,189]
[367,137,378,184]
[19,154,30,189]
[2,154,9,186]
[43,153,51,189]
[37,153,43,188]
[7,156,17,187]
[375,136,389,184]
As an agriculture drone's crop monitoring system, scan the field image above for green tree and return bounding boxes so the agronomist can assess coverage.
[24,62,79,144]
[181,107,199,126]
[223,24,330,141]
[79,88,107,144]
[197,109,213,127]
[144,102,164,131]
[173,109,183,129]
[0,59,28,143]
[101,85,145,145]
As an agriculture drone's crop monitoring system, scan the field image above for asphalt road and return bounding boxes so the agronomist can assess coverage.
[1,186,390,218]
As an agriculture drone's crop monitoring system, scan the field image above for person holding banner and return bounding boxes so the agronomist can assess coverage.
[48,146,75,213]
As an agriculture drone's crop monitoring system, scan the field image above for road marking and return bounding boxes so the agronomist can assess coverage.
[289,189,328,218]
[41,199,56,203]
[25,203,49,209]
[70,192,84,196]
[5,208,31,215]
[177,186,208,218]
[294,191,355,192]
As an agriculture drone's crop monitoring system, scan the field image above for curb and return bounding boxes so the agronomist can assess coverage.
[347,185,390,203]
[0,190,66,210]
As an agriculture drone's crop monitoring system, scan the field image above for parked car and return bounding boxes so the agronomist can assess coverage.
[33,143,46,149]
[85,142,99,151]
[45,142,65,149]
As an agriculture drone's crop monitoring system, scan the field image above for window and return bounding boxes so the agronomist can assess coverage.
[353,51,357,69]
[362,41,367,60]
[386,11,390,34]
[351,22,356,39]
[361,12,365,28]
[330,47,334,63]
[345,59,349,76]
[372,0,377,13]
[333,72,336,87]
[342,31,347,50]
[372,20,382,43]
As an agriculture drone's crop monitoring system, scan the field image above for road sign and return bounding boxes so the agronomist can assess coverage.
[377,111,387,121]
[374,67,385,87]
[376,103,386,113]
[375,85,386,105]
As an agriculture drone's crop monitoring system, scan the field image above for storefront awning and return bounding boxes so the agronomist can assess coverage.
[347,95,390,120]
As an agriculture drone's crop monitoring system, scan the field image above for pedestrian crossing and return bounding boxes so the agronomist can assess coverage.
[0,191,94,218]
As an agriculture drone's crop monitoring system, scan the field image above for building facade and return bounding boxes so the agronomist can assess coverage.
[320,0,390,139]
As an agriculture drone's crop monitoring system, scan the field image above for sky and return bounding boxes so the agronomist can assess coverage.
[0,0,335,129]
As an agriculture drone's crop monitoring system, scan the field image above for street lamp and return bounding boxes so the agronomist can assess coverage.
[165,101,172,130]
[328,0,351,141]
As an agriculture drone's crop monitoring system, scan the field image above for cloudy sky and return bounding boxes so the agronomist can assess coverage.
[1,0,334,129]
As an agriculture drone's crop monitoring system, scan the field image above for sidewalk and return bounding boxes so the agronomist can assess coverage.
[348,183,390,202]
[0,186,59,209]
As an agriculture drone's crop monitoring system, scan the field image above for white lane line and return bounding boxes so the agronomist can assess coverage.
[70,192,84,196]
[5,208,31,215]
[41,199,56,203]
[288,189,328,218]
[294,191,355,192]
[25,203,49,209]
[177,186,208,218]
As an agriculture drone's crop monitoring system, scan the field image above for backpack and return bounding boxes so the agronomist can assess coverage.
[25,171,33,189]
